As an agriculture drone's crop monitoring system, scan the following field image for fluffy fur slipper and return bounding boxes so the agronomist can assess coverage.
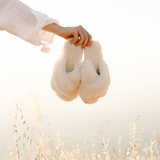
[51,39,83,101]
[79,41,111,104]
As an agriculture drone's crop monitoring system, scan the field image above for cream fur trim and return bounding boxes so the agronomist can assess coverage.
[51,39,83,101]
[79,41,111,104]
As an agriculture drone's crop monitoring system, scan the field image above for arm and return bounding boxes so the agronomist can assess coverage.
[42,23,92,49]
[0,0,60,53]
[0,0,92,52]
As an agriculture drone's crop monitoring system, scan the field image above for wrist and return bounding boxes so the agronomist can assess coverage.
[51,23,62,35]
[42,23,63,36]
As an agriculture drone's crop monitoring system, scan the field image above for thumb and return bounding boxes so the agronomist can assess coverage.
[70,31,79,44]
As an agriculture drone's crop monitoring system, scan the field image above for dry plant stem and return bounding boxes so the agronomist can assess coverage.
[9,105,160,160]
[26,122,50,160]
[45,115,54,144]
[14,130,20,160]
[15,103,50,160]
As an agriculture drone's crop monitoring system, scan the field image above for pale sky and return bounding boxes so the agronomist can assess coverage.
[0,0,160,158]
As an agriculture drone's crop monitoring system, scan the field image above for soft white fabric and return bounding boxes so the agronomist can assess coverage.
[51,39,83,101]
[79,41,111,104]
[0,0,59,53]
[51,39,111,104]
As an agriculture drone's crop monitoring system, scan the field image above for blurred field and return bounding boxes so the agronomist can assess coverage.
[3,103,160,160]
[1,1,160,159]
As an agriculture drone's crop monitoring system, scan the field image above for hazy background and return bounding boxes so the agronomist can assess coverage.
[0,0,160,158]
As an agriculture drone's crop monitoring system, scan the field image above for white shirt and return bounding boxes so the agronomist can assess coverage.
[0,0,60,53]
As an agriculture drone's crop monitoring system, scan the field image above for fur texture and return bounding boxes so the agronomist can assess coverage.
[51,39,83,101]
[79,41,111,104]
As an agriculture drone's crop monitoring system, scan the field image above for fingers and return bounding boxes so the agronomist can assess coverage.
[71,25,92,49]
[75,28,87,48]
[70,31,79,44]
[82,32,92,48]
[87,34,92,47]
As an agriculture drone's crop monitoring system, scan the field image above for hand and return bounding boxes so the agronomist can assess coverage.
[42,24,92,49]
[58,25,92,49]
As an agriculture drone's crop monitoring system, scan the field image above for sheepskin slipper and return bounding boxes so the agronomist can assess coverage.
[79,41,111,104]
[51,39,83,101]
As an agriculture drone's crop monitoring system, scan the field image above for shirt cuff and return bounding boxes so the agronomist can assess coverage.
[30,10,60,53]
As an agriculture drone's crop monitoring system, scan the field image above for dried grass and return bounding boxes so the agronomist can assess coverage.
[4,104,160,160]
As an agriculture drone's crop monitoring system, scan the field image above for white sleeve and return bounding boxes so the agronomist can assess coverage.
[0,0,60,53]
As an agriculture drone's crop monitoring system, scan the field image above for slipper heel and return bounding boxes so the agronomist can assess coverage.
[51,39,83,101]
[79,40,111,104]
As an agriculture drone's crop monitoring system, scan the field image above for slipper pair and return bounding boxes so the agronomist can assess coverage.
[51,39,111,104]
